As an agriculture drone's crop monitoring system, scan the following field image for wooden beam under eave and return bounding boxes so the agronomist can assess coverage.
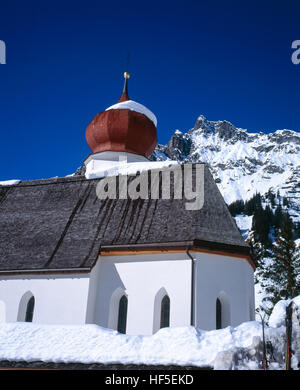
[100,248,187,256]
[99,247,256,270]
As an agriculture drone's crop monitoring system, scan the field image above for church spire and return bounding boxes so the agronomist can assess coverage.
[118,71,130,102]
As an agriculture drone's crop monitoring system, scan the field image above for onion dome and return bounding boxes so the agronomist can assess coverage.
[85,72,157,158]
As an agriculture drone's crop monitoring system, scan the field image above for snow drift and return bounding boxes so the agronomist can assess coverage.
[0,296,299,370]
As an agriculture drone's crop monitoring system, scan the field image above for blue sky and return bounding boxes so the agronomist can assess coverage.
[0,0,299,180]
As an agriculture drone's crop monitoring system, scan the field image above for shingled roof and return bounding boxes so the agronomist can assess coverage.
[0,164,250,273]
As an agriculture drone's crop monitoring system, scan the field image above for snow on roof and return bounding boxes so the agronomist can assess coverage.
[105,100,157,127]
[0,180,21,186]
[85,160,178,180]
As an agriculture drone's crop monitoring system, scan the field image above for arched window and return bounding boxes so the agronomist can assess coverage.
[117,295,128,334]
[160,295,170,329]
[216,298,222,329]
[25,296,35,322]
[17,291,35,322]
[216,292,231,329]
[153,288,170,334]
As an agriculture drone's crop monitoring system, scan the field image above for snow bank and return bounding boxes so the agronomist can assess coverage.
[234,214,253,240]
[0,322,261,368]
[235,214,253,232]
[0,296,299,370]
[269,295,300,328]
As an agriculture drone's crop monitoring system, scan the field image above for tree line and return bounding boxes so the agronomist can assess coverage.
[228,189,300,318]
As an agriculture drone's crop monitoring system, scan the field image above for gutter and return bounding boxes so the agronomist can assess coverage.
[186,247,195,327]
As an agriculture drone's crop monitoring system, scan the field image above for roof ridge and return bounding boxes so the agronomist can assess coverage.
[7,176,94,187]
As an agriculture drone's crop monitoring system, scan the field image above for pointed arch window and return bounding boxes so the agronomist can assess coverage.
[216,298,222,329]
[117,295,128,334]
[25,296,35,322]
[216,292,230,329]
[160,295,170,329]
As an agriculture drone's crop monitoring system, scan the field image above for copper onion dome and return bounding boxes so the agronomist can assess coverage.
[85,73,157,158]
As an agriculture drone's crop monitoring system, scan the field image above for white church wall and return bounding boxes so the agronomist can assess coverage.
[87,253,192,335]
[85,262,101,324]
[0,274,90,324]
[192,251,255,330]
[0,300,5,322]
[0,251,255,332]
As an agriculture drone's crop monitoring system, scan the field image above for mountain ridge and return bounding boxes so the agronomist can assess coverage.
[152,115,300,219]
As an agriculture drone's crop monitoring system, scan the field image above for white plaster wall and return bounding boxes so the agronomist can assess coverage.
[192,251,255,330]
[0,300,5,322]
[88,253,192,335]
[0,274,90,324]
[0,252,255,332]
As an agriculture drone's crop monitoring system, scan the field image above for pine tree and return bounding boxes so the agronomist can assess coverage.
[277,189,280,200]
[251,206,273,248]
[248,232,268,283]
[244,192,262,215]
[228,199,245,216]
[282,197,289,208]
[295,222,300,239]
[266,188,276,208]
[273,204,283,229]
[261,214,300,315]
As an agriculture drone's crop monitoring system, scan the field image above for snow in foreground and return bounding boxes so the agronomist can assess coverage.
[0,296,299,370]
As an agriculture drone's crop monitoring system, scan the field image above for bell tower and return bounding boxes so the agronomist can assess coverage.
[84,72,157,178]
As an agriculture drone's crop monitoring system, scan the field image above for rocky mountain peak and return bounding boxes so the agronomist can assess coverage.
[189,116,249,144]
[267,129,300,145]
[162,129,192,161]
[152,115,300,214]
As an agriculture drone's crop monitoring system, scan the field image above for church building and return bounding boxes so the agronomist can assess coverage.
[0,73,255,335]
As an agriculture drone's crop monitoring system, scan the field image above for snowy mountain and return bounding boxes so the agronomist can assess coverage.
[152,115,300,233]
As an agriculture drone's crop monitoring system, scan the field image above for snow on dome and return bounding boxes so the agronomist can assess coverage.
[105,100,157,127]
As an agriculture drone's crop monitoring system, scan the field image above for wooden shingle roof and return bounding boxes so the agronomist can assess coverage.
[0,164,250,273]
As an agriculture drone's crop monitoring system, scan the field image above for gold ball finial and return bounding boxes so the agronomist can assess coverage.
[124,71,130,79]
